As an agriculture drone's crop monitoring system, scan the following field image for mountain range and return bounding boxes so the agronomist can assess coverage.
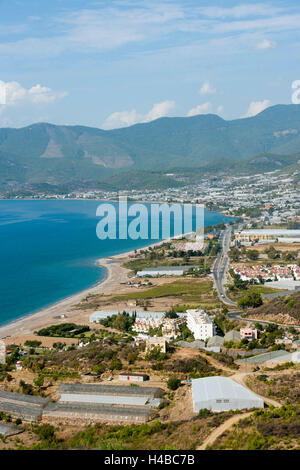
[1,103,300,193]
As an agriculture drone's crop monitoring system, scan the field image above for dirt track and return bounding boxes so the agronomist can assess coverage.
[197,371,282,450]
[231,372,282,407]
[197,412,253,450]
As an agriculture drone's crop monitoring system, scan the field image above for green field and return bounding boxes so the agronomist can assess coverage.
[110,280,213,302]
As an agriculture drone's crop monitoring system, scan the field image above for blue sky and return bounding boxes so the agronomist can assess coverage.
[0,0,300,129]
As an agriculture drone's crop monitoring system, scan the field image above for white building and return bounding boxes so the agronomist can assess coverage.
[136,266,194,277]
[186,309,216,341]
[192,376,264,412]
[235,229,300,244]
[0,341,5,365]
[90,310,166,323]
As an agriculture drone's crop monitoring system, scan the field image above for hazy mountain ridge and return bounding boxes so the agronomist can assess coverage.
[1,104,300,192]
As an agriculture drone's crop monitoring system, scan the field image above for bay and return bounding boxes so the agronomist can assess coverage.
[0,200,230,326]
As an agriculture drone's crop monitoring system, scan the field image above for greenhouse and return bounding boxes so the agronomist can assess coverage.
[192,376,264,412]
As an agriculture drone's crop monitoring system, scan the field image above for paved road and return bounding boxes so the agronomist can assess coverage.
[227,310,300,330]
[212,227,300,329]
[212,227,236,306]
[263,290,299,300]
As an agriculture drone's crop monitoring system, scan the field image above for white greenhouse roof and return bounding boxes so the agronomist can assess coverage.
[59,394,148,406]
[192,376,263,403]
[239,229,300,236]
[138,266,193,272]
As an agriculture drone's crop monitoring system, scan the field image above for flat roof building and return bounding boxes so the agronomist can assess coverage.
[136,266,196,277]
[119,373,149,382]
[0,423,23,438]
[146,336,168,353]
[0,390,50,422]
[192,376,264,412]
[235,229,300,244]
[43,402,154,424]
[240,328,258,342]
[90,310,166,323]
[186,309,217,341]
[237,349,289,365]
[0,340,5,365]
[45,382,164,424]
[57,383,164,398]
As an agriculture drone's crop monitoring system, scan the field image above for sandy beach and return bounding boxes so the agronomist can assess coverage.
[0,254,131,342]
[0,239,168,343]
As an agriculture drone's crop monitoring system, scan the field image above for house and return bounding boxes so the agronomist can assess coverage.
[146,337,168,354]
[275,336,293,346]
[240,328,258,342]
[119,373,149,382]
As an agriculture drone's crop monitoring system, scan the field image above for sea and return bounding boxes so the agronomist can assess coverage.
[0,200,230,327]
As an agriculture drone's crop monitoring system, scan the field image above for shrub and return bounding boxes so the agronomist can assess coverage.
[34,424,56,443]
[167,377,181,390]
[109,358,122,370]
[198,408,212,418]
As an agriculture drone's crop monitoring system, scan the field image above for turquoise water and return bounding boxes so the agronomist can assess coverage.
[0,200,229,326]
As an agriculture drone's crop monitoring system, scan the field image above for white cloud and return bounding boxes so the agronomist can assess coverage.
[187,102,212,117]
[28,84,67,103]
[0,3,295,59]
[144,100,176,122]
[245,99,271,117]
[199,4,284,19]
[199,81,216,95]
[0,81,67,123]
[256,39,277,50]
[1,81,67,107]
[102,100,176,129]
[217,105,224,115]
[101,109,139,129]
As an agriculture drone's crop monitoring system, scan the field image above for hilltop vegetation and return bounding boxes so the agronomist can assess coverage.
[246,292,300,325]
[2,104,300,193]
[246,371,300,405]
[208,405,300,450]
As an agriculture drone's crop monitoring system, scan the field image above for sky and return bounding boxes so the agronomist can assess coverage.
[0,0,300,129]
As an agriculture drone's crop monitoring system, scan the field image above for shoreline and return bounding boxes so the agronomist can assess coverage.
[0,200,230,341]
[0,238,168,341]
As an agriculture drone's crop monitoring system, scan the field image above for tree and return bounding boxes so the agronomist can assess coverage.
[34,375,44,388]
[145,346,166,361]
[167,377,181,390]
[165,308,179,319]
[238,292,263,309]
[24,340,42,347]
[35,424,56,443]
[109,358,122,370]
[265,246,280,260]
[247,250,259,261]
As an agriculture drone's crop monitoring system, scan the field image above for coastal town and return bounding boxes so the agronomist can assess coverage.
[2,0,300,458]
[1,191,300,449]
[6,166,300,224]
